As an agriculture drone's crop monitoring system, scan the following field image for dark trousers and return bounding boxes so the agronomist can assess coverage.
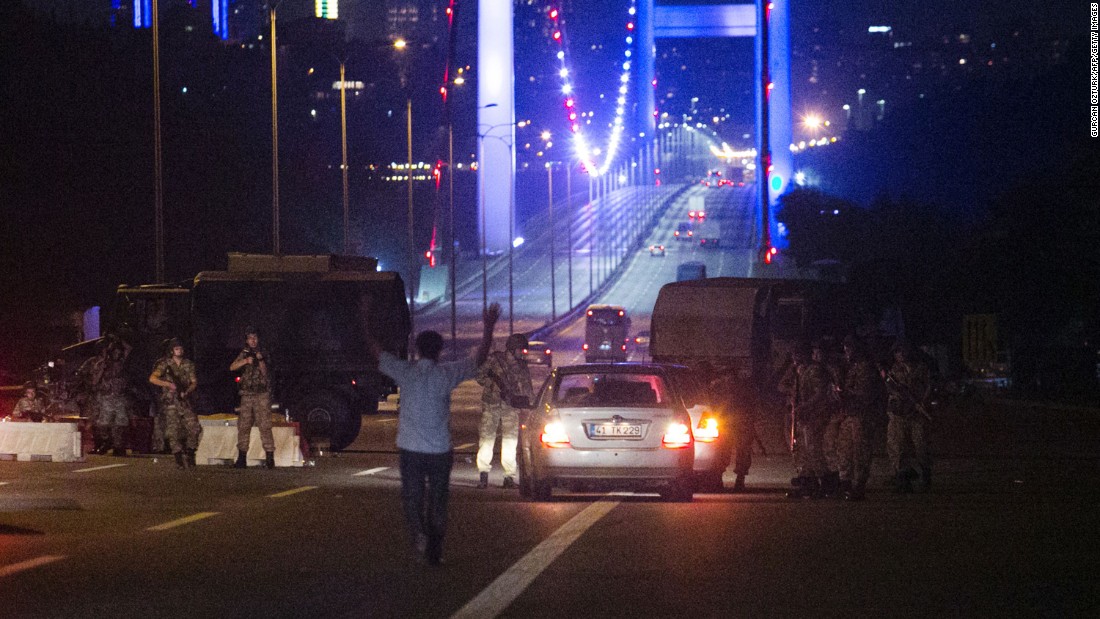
[398,449,453,562]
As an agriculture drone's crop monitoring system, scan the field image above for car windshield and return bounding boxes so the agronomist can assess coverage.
[554,373,670,408]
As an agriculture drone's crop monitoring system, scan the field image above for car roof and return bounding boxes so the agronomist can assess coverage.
[554,363,671,375]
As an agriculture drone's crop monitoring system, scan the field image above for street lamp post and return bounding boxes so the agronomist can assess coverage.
[152,0,164,281]
[270,2,281,255]
[339,61,350,255]
[565,160,572,310]
[395,38,415,338]
[547,161,556,321]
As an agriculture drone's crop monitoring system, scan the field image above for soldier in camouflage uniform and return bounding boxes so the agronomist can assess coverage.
[885,340,933,492]
[475,333,533,489]
[814,340,844,497]
[148,338,201,469]
[89,336,133,456]
[836,335,883,501]
[785,344,833,499]
[229,326,274,469]
[11,382,48,422]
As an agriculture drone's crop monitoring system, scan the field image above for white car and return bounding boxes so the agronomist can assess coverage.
[517,363,696,501]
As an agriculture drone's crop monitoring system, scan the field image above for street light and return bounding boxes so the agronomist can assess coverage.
[395,38,415,338]
[339,59,350,254]
[269,1,282,255]
[152,0,164,281]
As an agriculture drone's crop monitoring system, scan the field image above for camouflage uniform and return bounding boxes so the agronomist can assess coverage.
[12,394,47,422]
[151,357,201,454]
[837,358,882,493]
[793,361,833,479]
[235,350,273,453]
[91,355,132,453]
[886,358,932,484]
[817,358,844,491]
[475,349,533,479]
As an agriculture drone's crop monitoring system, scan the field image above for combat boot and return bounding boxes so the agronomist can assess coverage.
[892,471,914,493]
[502,476,516,489]
[264,451,275,469]
[919,465,932,491]
[837,479,852,497]
[112,447,128,457]
[185,449,197,468]
[174,452,186,469]
[477,472,489,489]
[233,450,247,469]
[807,476,825,499]
[786,476,809,498]
[731,474,747,493]
[822,471,841,498]
[844,482,866,501]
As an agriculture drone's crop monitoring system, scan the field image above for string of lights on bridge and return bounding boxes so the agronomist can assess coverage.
[544,1,638,177]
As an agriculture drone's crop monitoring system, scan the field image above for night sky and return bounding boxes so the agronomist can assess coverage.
[1,0,1094,380]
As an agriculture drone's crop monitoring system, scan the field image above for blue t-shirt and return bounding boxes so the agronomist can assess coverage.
[378,352,477,454]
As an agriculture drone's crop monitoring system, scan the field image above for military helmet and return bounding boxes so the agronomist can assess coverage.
[164,337,184,352]
[22,381,37,392]
[506,333,529,352]
[244,325,260,337]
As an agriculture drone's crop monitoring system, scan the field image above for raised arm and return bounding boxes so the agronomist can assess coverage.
[475,303,502,367]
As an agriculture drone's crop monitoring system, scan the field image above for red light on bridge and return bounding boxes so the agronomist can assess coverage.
[549,8,559,19]
[553,31,562,41]
[565,98,575,108]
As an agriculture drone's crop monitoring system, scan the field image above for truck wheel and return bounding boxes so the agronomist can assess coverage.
[294,391,360,452]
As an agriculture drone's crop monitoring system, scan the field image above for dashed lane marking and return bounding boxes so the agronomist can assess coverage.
[146,512,220,531]
[451,498,621,619]
[73,464,130,473]
[267,486,318,499]
[454,442,477,451]
[0,555,66,578]
[353,467,389,477]
[0,481,9,486]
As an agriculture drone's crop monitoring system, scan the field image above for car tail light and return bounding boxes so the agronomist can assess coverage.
[582,343,589,351]
[662,421,693,449]
[695,416,720,443]
[544,349,552,356]
[541,421,571,448]
[674,230,680,236]
[522,348,530,355]
[620,344,627,351]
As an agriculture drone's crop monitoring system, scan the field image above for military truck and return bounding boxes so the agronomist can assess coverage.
[650,277,854,385]
[53,254,410,452]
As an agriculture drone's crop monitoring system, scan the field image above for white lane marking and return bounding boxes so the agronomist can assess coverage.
[378,418,399,424]
[451,499,621,619]
[72,464,130,473]
[267,486,318,499]
[0,555,66,578]
[454,442,477,451]
[0,481,9,486]
[146,512,220,531]
[353,467,389,477]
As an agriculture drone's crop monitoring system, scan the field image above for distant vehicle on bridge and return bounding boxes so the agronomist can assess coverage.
[676,261,707,281]
[583,305,630,363]
[673,222,694,241]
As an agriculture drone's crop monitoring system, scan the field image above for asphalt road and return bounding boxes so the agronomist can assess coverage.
[2,390,1099,618]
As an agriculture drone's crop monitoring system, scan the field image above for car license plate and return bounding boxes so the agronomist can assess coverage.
[590,423,642,438]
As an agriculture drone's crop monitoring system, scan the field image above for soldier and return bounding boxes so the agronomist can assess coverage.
[836,335,883,501]
[785,343,833,499]
[815,339,844,497]
[884,339,933,492]
[11,382,48,422]
[148,338,201,469]
[88,336,133,456]
[475,333,534,489]
[710,368,758,492]
[229,326,275,469]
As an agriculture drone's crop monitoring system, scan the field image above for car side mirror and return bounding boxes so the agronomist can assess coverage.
[510,396,533,409]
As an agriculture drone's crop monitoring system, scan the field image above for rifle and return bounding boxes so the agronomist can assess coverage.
[885,372,932,422]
